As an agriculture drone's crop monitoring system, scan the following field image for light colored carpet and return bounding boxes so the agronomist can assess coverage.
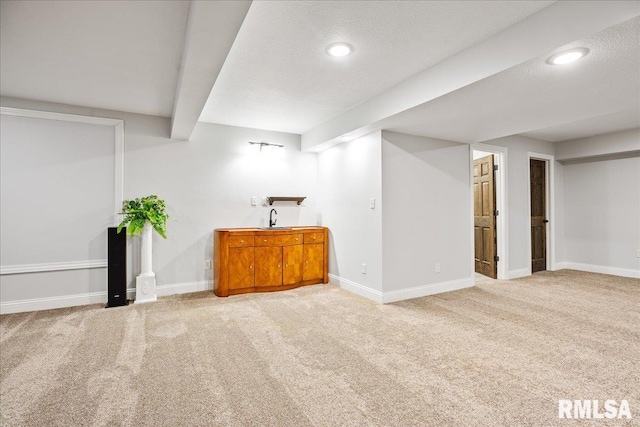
[1,270,638,426]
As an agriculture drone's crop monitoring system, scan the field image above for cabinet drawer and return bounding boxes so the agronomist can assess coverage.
[255,234,303,246]
[228,236,254,247]
[304,232,324,243]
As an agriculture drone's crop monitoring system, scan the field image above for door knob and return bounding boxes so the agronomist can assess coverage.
[543,220,549,223]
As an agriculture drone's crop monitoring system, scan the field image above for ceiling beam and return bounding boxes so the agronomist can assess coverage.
[170,0,251,140]
[301,1,640,151]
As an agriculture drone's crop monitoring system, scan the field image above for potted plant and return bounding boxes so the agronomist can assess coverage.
[117,195,168,304]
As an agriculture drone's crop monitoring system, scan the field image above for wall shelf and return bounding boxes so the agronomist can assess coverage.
[266,196,306,205]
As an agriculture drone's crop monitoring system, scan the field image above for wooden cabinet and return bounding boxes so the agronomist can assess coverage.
[303,244,324,281]
[214,227,329,297]
[283,244,303,285]
[255,246,282,287]
[228,247,254,290]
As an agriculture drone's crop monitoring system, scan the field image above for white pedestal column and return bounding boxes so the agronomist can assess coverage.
[135,221,157,304]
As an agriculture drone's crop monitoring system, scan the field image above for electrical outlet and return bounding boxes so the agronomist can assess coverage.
[361,263,367,274]
[251,197,258,206]
[435,263,441,273]
[204,260,212,270]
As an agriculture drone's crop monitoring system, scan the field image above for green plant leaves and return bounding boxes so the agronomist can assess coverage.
[117,195,169,238]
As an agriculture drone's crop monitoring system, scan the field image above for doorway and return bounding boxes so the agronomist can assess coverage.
[530,159,547,273]
[471,145,507,281]
[473,153,497,279]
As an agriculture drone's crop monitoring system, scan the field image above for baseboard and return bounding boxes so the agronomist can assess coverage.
[125,280,213,300]
[0,280,214,315]
[328,274,383,303]
[509,268,530,279]
[556,262,640,279]
[329,274,474,304]
[381,277,473,303]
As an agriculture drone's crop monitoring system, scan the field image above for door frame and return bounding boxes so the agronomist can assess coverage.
[470,143,508,281]
[526,152,556,274]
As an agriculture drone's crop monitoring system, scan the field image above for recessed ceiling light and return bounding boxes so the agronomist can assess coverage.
[327,42,353,57]
[546,48,589,65]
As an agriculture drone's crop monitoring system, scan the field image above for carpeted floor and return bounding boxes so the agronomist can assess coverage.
[1,270,638,426]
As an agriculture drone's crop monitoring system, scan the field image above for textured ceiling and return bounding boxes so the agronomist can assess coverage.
[521,108,640,142]
[199,0,553,134]
[0,1,189,117]
[381,16,640,143]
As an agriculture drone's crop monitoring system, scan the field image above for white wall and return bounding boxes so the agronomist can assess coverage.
[1,113,115,267]
[124,119,319,289]
[317,131,383,299]
[481,135,559,277]
[554,128,640,277]
[0,97,319,313]
[560,154,640,278]
[382,132,472,300]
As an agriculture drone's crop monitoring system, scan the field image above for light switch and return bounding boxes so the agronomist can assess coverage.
[251,197,258,206]
[369,198,375,209]
[205,260,212,270]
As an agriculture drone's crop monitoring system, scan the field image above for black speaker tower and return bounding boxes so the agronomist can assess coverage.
[106,227,127,307]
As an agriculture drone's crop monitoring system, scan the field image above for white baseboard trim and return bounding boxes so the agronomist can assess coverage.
[556,262,640,279]
[329,274,474,304]
[329,274,383,303]
[381,277,473,303]
[0,259,107,275]
[125,280,213,299]
[509,268,530,279]
[0,280,214,315]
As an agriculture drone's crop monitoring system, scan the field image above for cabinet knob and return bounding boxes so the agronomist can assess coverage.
[278,264,281,268]
[240,240,244,243]
[263,239,267,243]
[313,236,316,240]
[249,265,253,269]
[305,261,308,264]
[295,238,299,241]
[285,264,288,267]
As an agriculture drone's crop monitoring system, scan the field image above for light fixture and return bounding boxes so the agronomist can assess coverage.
[327,42,353,57]
[248,141,284,151]
[248,141,285,158]
[546,48,589,65]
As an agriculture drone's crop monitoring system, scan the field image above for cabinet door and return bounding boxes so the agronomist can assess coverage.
[228,247,254,289]
[283,245,303,285]
[255,246,282,287]
[303,243,324,281]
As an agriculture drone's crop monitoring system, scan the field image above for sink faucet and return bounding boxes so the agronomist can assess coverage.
[269,209,277,228]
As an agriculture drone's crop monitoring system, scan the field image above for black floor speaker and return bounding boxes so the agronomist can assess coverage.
[106,227,127,307]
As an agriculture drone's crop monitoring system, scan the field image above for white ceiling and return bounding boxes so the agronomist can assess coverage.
[381,16,640,144]
[521,108,640,142]
[1,1,638,145]
[0,0,189,117]
[199,0,553,134]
